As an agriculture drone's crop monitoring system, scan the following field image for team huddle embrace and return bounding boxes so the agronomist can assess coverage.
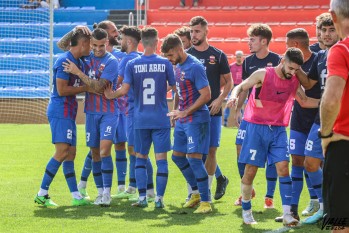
[34,1,349,231]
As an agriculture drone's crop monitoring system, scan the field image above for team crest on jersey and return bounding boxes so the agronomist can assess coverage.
[180,72,185,81]
[209,55,216,64]
[267,62,273,67]
[99,64,105,72]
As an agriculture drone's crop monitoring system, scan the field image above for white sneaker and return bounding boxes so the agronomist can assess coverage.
[93,195,103,205]
[101,193,111,207]
[301,200,320,216]
[243,209,257,224]
[283,213,300,227]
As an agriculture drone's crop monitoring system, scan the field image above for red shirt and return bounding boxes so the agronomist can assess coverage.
[327,37,349,136]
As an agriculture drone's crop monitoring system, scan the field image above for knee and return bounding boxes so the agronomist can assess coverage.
[291,155,304,167]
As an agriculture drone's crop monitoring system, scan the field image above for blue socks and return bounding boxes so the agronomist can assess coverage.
[129,154,136,188]
[80,151,92,182]
[101,156,113,189]
[172,155,198,191]
[92,161,103,189]
[266,164,277,198]
[291,166,304,208]
[242,199,252,211]
[307,168,323,203]
[156,159,168,197]
[304,170,317,199]
[135,157,147,198]
[115,150,127,186]
[40,157,61,191]
[202,153,223,179]
[238,162,245,178]
[146,158,154,191]
[188,157,209,202]
[279,176,292,206]
[63,161,78,193]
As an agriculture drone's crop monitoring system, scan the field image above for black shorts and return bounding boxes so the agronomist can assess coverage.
[323,140,349,227]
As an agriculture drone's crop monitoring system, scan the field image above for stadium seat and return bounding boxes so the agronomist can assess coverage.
[270,6,286,10]
[222,6,237,10]
[254,6,270,10]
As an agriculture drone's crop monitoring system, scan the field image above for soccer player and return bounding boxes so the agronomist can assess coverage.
[34,29,92,207]
[223,50,244,127]
[57,22,129,199]
[233,24,280,207]
[104,27,176,208]
[162,33,212,214]
[174,26,192,50]
[310,14,327,53]
[227,48,319,226]
[295,13,339,224]
[276,28,320,221]
[110,25,143,200]
[321,1,349,232]
[62,28,119,207]
[187,16,232,200]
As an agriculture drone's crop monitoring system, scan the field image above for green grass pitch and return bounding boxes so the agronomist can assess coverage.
[0,124,327,233]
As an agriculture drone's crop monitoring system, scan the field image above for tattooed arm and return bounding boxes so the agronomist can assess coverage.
[57,26,92,51]
[62,59,108,94]
[295,85,320,108]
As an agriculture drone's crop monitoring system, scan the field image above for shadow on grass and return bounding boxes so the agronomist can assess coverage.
[33,199,218,228]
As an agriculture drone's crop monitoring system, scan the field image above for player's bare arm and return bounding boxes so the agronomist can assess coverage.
[320,75,349,154]
[104,83,130,99]
[168,85,211,120]
[227,69,265,108]
[57,26,92,51]
[294,85,320,108]
[209,72,233,115]
[56,78,87,96]
[62,58,107,94]
[296,68,318,90]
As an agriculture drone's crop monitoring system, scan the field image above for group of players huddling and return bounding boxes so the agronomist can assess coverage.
[33,10,338,228]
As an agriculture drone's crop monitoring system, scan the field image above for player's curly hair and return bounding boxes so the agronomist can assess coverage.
[247,24,273,45]
[120,26,141,43]
[161,34,182,54]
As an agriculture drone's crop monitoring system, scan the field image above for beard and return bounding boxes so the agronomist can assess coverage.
[109,36,119,46]
[192,38,204,46]
[281,66,292,80]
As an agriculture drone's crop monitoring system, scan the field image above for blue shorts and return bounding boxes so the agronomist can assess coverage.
[85,114,118,148]
[289,130,308,156]
[239,122,289,167]
[173,121,210,155]
[210,115,221,147]
[235,119,247,145]
[134,128,171,155]
[115,113,127,144]
[127,115,134,146]
[304,123,324,160]
[49,117,76,146]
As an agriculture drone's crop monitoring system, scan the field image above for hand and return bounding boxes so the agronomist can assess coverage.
[167,109,188,120]
[103,84,115,99]
[321,133,349,155]
[170,116,176,128]
[209,97,223,115]
[74,25,92,35]
[63,59,81,75]
[234,109,242,127]
[226,96,238,108]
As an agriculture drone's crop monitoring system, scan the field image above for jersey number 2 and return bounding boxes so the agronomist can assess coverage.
[143,78,155,105]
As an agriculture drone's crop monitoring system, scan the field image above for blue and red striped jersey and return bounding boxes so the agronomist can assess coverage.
[47,51,83,120]
[176,54,210,124]
[81,52,119,115]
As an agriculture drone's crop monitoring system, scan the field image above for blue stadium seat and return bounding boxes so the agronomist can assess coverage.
[0,69,49,87]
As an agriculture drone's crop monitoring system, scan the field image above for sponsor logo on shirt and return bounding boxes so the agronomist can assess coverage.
[99,63,105,72]
[209,55,216,64]
[267,62,273,67]
[180,72,185,81]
